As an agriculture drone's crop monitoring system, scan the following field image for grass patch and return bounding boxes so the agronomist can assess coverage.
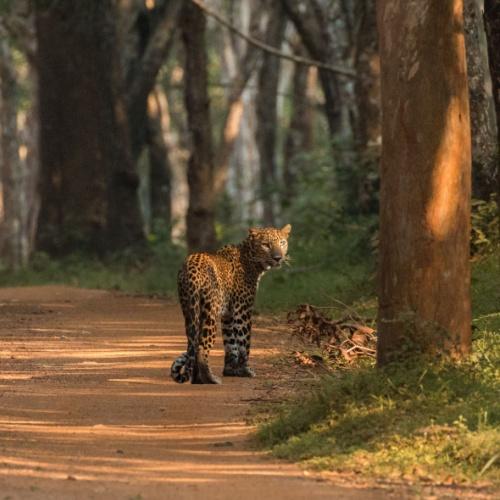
[0,245,185,298]
[257,250,500,484]
[258,338,499,482]
[0,228,375,313]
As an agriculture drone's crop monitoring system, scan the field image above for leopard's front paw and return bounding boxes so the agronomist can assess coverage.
[223,365,256,377]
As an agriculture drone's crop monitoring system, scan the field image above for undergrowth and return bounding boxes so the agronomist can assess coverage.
[0,221,375,311]
[257,250,500,485]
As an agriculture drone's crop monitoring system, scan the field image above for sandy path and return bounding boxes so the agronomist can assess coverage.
[0,286,395,499]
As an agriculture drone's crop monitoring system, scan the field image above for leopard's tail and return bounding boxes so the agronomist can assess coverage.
[170,352,191,383]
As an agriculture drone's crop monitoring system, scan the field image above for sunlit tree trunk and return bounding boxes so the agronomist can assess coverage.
[464,0,498,200]
[181,2,216,252]
[256,2,286,225]
[377,0,472,365]
[35,1,144,254]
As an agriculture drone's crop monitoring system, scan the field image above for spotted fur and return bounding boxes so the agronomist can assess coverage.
[171,225,291,384]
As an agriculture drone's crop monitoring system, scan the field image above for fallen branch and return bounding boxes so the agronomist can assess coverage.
[288,303,377,364]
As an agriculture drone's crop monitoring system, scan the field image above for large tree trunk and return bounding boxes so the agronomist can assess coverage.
[181,2,217,252]
[35,1,143,254]
[376,0,472,365]
[464,0,498,200]
[256,2,286,225]
[483,0,500,199]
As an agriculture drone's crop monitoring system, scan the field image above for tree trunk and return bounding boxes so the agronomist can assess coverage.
[147,89,171,232]
[256,2,286,225]
[124,0,182,163]
[342,0,381,215]
[35,1,143,254]
[483,0,500,199]
[376,0,472,365]
[283,47,315,208]
[464,0,498,200]
[181,2,217,252]
[281,0,343,138]
[0,39,28,269]
[353,0,381,149]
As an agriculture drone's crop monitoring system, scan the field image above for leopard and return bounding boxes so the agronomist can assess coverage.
[171,224,291,384]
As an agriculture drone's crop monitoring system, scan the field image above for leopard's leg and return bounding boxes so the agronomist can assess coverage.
[222,315,239,374]
[223,312,255,378]
[172,276,197,383]
[192,299,221,385]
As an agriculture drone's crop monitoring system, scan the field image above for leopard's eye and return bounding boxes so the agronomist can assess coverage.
[280,239,287,247]
[261,243,271,250]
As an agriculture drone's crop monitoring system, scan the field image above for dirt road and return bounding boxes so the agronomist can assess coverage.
[0,286,424,499]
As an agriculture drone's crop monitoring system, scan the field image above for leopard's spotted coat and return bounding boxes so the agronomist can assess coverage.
[171,225,291,384]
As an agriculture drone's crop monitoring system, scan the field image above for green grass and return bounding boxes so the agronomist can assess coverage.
[0,245,184,297]
[1,231,498,484]
[0,229,375,312]
[257,250,500,484]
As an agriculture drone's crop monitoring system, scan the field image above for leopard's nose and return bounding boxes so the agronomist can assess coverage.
[272,254,282,263]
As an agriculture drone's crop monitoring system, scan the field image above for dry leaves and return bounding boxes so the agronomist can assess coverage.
[287,304,377,364]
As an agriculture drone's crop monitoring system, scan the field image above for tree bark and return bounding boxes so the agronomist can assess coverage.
[0,38,28,269]
[181,2,217,252]
[281,0,343,139]
[464,0,498,200]
[376,0,472,364]
[283,50,315,207]
[125,0,183,162]
[147,89,171,231]
[483,0,500,199]
[353,0,381,149]
[35,1,144,254]
[256,2,286,225]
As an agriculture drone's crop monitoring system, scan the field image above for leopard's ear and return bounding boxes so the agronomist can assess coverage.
[281,224,292,237]
[248,227,259,237]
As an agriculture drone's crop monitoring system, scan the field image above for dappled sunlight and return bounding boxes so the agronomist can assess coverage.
[0,287,311,494]
[0,287,358,500]
[425,94,470,240]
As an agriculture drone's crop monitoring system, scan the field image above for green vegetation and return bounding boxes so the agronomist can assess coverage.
[0,185,498,485]
[0,213,376,312]
[257,250,500,484]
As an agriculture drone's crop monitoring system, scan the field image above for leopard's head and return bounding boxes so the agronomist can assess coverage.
[247,224,291,270]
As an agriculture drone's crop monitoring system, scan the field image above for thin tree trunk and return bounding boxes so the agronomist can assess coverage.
[376,0,472,364]
[464,0,498,200]
[483,0,500,199]
[283,47,315,208]
[281,0,342,138]
[212,1,264,197]
[125,0,183,163]
[147,89,171,231]
[353,0,380,149]
[181,2,217,252]
[163,83,189,244]
[0,39,28,269]
[256,2,286,225]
